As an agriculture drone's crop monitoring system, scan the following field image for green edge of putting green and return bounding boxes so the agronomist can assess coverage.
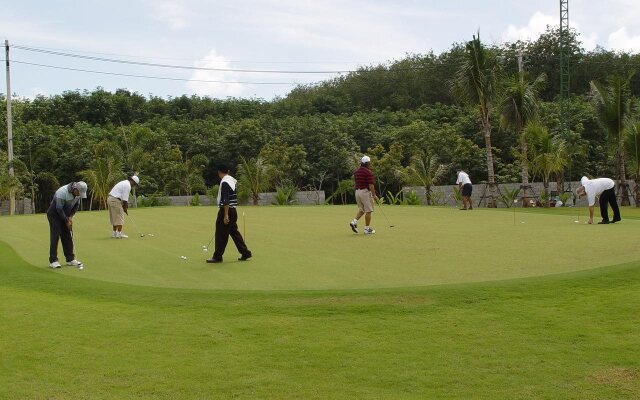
[1,241,640,399]
[1,206,639,291]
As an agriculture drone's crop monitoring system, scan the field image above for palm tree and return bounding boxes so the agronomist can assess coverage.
[238,156,273,206]
[451,33,502,207]
[80,157,123,210]
[526,122,569,207]
[499,72,546,206]
[625,115,640,207]
[590,73,635,206]
[404,150,448,206]
[0,150,23,212]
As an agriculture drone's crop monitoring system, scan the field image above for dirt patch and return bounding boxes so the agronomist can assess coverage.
[589,367,639,385]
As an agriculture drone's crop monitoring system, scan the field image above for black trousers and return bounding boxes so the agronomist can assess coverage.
[47,209,74,263]
[213,207,250,260]
[599,188,621,222]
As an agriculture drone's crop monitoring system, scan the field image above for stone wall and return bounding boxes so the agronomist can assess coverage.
[403,180,638,208]
[165,190,325,207]
[0,198,34,215]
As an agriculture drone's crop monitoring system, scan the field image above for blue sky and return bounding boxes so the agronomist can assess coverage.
[2,0,640,100]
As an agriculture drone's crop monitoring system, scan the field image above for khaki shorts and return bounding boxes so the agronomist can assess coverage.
[356,189,375,213]
[107,195,125,226]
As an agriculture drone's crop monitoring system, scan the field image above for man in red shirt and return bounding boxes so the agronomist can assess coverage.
[350,155,378,235]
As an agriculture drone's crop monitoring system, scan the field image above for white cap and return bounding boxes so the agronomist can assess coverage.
[361,155,371,164]
[131,175,140,185]
[75,181,88,199]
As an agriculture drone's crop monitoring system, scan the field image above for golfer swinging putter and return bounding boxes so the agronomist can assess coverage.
[107,175,140,238]
[576,176,621,224]
[350,155,378,235]
[456,168,473,210]
[206,165,252,263]
[47,181,88,268]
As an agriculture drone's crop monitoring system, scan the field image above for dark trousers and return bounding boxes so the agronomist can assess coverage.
[599,188,621,222]
[47,209,74,263]
[213,207,250,260]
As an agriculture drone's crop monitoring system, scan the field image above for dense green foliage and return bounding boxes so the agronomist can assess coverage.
[2,27,640,211]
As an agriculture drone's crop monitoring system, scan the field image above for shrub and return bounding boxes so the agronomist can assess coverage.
[207,185,219,205]
[405,190,421,205]
[498,187,521,208]
[190,193,201,206]
[274,185,297,205]
[385,191,403,205]
[137,194,170,207]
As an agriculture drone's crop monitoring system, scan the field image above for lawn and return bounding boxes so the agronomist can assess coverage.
[1,206,639,399]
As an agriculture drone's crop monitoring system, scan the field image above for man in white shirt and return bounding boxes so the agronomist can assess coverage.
[576,176,621,224]
[107,175,140,238]
[456,169,473,210]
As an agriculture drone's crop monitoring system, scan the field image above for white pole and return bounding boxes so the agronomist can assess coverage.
[5,40,15,215]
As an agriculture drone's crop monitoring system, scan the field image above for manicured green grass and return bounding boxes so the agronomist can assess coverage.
[1,206,639,399]
[1,206,639,290]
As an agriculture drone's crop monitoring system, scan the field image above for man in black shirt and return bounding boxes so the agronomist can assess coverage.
[207,165,252,263]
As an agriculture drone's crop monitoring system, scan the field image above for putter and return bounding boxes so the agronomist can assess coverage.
[378,204,395,228]
[127,213,145,237]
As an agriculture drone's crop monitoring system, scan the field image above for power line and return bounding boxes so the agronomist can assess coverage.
[12,42,367,65]
[10,60,312,85]
[12,45,355,74]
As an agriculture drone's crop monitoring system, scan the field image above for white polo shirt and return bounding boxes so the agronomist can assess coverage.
[581,177,614,206]
[109,180,132,202]
[456,171,472,185]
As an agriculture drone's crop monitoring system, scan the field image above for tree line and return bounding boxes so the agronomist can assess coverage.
[1,26,639,212]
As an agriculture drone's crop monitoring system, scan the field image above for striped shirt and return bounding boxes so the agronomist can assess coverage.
[354,166,374,190]
[219,182,238,208]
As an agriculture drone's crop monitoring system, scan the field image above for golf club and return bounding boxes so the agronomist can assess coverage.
[202,232,215,255]
[69,228,84,270]
[127,212,146,237]
[377,204,395,228]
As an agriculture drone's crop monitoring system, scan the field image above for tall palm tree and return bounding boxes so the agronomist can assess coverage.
[404,150,448,206]
[590,72,635,206]
[499,72,546,206]
[625,115,640,207]
[526,122,569,207]
[451,33,502,207]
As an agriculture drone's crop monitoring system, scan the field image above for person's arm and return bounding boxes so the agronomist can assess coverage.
[69,200,80,219]
[588,206,595,224]
[54,197,72,227]
[587,191,595,224]
[367,171,377,200]
[220,182,231,223]
[122,200,129,215]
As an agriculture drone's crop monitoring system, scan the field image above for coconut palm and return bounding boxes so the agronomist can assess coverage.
[451,32,501,207]
[526,122,569,207]
[404,150,448,206]
[625,115,640,207]
[590,72,635,206]
[499,72,546,206]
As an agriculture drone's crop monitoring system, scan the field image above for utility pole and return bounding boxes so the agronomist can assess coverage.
[5,39,15,215]
[559,0,572,200]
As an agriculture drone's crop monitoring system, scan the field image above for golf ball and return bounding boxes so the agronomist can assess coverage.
[181,256,187,260]
[574,220,579,223]
[78,266,84,270]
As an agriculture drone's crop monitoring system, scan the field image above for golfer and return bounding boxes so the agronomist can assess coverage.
[349,155,378,235]
[107,175,139,238]
[577,176,621,224]
[47,181,88,268]
[456,169,473,210]
[207,165,252,263]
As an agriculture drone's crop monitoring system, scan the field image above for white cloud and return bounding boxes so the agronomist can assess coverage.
[146,0,190,30]
[186,49,244,98]
[503,11,556,42]
[608,27,640,52]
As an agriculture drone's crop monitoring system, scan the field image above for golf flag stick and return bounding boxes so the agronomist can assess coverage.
[243,212,246,240]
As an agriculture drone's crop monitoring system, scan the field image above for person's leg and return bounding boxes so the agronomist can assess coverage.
[354,210,364,220]
[116,225,123,232]
[228,209,251,257]
[60,224,75,262]
[608,188,621,221]
[212,209,230,260]
[47,212,61,263]
[365,211,372,226]
[599,190,610,222]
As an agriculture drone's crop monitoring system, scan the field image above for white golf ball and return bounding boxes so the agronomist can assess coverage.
[79,266,84,270]
[181,256,187,260]
[574,220,579,223]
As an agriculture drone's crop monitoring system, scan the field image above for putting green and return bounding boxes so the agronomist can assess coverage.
[1,206,639,290]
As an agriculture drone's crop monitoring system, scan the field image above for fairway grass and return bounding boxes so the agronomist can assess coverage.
[1,206,639,290]
[1,206,639,398]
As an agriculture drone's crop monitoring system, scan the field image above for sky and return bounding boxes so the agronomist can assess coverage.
[1,0,640,101]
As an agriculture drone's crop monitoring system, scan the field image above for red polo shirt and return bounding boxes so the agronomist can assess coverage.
[354,166,374,190]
